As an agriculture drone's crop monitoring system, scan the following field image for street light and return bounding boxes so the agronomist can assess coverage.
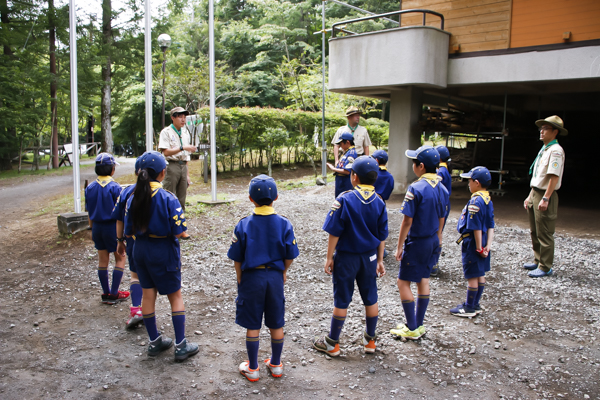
[157,33,172,129]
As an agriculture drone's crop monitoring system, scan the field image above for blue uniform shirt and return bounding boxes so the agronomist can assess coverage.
[374,166,394,201]
[334,146,358,197]
[228,206,299,271]
[437,163,452,197]
[457,191,495,235]
[111,184,136,222]
[85,176,122,222]
[400,173,449,238]
[323,185,388,253]
[124,182,186,238]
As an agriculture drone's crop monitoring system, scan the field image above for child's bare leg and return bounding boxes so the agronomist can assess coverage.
[97,250,110,295]
[167,289,186,344]
[141,288,160,341]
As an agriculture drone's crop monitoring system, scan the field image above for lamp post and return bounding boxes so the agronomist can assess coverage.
[157,33,171,129]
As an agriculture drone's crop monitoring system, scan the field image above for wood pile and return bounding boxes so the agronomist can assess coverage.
[420,104,503,133]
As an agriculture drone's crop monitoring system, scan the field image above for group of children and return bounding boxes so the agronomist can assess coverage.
[86,143,495,382]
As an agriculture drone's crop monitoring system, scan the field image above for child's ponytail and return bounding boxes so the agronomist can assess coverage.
[131,168,154,234]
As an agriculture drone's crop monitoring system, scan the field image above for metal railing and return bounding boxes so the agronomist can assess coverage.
[331,9,445,38]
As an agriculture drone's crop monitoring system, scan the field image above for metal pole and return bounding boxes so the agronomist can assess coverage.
[161,48,167,129]
[209,0,217,201]
[499,93,507,190]
[328,0,399,24]
[321,1,327,180]
[144,0,153,152]
[69,0,81,213]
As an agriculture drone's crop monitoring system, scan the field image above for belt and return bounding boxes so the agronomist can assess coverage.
[254,265,270,269]
[148,234,168,239]
[456,233,470,244]
[167,160,187,165]
[532,187,545,193]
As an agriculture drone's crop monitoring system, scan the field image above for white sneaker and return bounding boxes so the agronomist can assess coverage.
[264,358,283,378]
[239,361,259,382]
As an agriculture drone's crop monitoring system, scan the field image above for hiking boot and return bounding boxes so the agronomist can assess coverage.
[125,306,143,330]
[528,268,553,278]
[430,264,440,277]
[363,332,377,354]
[312,335,340,357]
[523,262,538,270]
[450,303,477,318]
[263,358,283,378]
[147,335,173,356]
[174,338,199,362]
[106,290,130,305]
[239,361,259,382]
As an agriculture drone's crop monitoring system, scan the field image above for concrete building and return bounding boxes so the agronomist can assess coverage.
[328,0,600,194]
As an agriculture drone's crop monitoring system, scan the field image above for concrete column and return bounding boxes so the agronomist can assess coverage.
[388,87,423,194]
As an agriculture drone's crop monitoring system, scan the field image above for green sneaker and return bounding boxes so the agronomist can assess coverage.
[390,324,423,340]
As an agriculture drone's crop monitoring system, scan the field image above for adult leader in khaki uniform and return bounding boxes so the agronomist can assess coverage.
[522,115,567,278]
[158,107,197,211]
[331,106,372,165]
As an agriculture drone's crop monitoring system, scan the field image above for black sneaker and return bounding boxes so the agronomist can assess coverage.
[174,338,199,362]
[148,335,173,357]
[101,294,110,304]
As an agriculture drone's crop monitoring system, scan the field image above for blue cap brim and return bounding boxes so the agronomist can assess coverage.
[405,149,418,159]
[460,172,472,179]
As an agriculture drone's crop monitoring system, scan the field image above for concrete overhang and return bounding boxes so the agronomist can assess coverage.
[329,26,451,92]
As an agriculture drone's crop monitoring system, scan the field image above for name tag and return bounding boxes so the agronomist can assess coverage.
[370,254,377,262]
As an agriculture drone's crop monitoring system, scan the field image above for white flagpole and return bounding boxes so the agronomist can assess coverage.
[69,0,81,212]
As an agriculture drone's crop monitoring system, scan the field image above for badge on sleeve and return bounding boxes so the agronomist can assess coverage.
[405,191,414,201]
[468,204,480,213]
[330,200,341,211]
[231,233,238,243]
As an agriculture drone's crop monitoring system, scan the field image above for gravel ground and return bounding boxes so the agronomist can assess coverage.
[0,175,599,399]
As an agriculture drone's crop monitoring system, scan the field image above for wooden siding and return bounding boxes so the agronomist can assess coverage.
[401,0,512,53]
[510,0,600,48]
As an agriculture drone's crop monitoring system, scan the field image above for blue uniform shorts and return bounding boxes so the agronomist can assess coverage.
[91,221,117,253]
[399,235,440,282]
[125,237,137,273]
[334,174,353,198]
[133,237,181,295]
[332,250,379,309]
[236,267,285,330]
[461,236,491,279]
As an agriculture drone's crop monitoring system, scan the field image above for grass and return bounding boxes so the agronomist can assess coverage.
[0,154,95,181]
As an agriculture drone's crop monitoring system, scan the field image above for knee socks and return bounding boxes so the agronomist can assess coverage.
[130,281,142,308]
[474,282,485,306]
[365,315,378,337]
[329,315,346,341]
[246,335,259,370]
[143,312,159,342]
[402,300,417,331]
[172,311,186,344]
[98,266,109,294]
[270,337,284,366]
[110,266,124,296]
[416,294,430,327]
[466,286,478,308]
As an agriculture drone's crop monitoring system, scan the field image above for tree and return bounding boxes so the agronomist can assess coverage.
[100,0,113,154]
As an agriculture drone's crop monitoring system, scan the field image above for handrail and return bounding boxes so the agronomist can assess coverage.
[331,9,444,38]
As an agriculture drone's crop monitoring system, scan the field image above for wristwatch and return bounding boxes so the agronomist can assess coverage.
[180,145,183,151]
[542,196,549,202]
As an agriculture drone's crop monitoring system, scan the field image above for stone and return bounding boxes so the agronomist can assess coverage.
[57,213,89,236]
[369,367,376,374]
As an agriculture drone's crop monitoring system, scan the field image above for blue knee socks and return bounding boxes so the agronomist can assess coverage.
[329,315,346,341]
[365,315,378,337]
[416,294,430,327]
[246,335,259,370]
[130,282,142,307]
[270,337,284,366]
[143,312,159,342]
[110,266,124,295]
[466,286,478,308]
[172,311,186,344]
[474,282,485,307]
[402,300,417,331]
[98,266,109,294]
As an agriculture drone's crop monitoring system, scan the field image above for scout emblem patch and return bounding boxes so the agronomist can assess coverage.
[331,200,341,211]
[231,233,238,243]
[405,191,414,201]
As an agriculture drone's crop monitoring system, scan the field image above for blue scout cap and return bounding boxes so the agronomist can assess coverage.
[140,151,166,173]
[134,152,147,173]
[249,174,278,204]
[405,145,440,169]
[460,166,492,186]
[435,145,451,162]
[95,152,120,166]
[372,149,388,163]
[334,132,354,144]
[352,155,379,176]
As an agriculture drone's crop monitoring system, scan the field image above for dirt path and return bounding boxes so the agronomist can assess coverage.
[0,163,598,399]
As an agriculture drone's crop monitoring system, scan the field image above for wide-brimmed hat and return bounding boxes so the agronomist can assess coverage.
[345,106,361,117]
[170,107,190,117]
[535,115,568,136]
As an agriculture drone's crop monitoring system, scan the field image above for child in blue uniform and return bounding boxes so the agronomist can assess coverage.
[228,175,299,382]
[314,156,388,356]
[113,153,146,329]
[390,146,448,340]
[431,145,452,276]
[85,152,129,305]
[372,149,394,202]
[326,132,358,197]
[124,151,198,361]
[451,166,495,317]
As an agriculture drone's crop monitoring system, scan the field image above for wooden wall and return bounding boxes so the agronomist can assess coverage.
[510,0,600,48]
[400,0,512,53]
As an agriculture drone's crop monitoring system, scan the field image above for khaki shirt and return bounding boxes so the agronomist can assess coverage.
[158,125,191,162]
[530,142,565,191]
[331,125,371,155]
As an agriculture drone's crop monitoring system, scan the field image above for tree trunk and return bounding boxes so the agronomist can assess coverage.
[100,0,113,154]
[49,0,59,169]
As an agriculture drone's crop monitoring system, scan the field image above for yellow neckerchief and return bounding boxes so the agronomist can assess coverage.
[439,162,448,169]
[96,176,114,188]
[419,173,440,188]
[343,145,356,155]
[355,184,376,201]
[254,206,276,215]
[150,181,162,198]
[379,166,387,171]
[471,190,491,205]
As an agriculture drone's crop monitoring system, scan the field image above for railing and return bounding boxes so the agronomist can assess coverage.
[331,9,445,38]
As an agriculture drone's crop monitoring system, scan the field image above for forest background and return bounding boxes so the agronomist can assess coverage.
[0,0,400,172]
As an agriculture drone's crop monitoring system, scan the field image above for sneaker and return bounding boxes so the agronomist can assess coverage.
[473,304,484,315]
[430,264,440,277]
[263,358,283,378]
[101,293,110,304]
[106,290,130,305]
[147,335,173,356]
[126,307,143,329]
[363,332,377,354]
[239,361,260,382]
[450,303,477,318]
[417,325,426,337]
[523,262,538,270]
[390,324,424,340]
[174,338,199,362]
[312,335,340,357]
[528,268,553,278]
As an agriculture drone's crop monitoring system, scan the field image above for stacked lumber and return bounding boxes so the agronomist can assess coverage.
[420,104,503,133]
